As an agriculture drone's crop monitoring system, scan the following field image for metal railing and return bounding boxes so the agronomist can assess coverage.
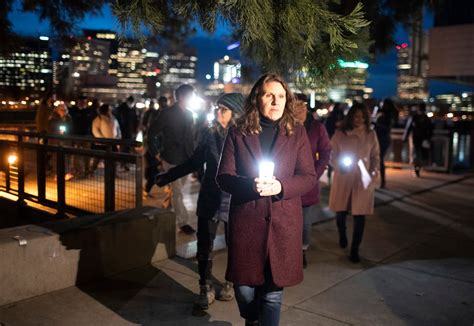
[0,130,143,217]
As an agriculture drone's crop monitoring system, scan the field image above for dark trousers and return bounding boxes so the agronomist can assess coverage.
[144,150,159,193]
[196,217,228,285]
[336,211,366,254]
[379,141,390,187]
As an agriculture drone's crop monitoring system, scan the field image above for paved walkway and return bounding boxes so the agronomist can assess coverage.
[1,169,473,325]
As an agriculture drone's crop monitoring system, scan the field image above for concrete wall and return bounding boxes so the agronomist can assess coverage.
[0,206,175,306]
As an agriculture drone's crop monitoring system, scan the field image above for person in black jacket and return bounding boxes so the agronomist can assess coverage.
[374,98,398,188]
[403,102,432,177]
[155,93,245,313]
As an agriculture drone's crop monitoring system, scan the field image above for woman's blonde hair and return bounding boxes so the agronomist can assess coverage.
[238,74,297,136]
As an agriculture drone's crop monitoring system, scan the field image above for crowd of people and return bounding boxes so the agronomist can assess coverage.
[34,74,435,326]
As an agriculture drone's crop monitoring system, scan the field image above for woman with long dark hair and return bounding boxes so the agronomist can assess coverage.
[216,74,316,325]
[329,103,380,263]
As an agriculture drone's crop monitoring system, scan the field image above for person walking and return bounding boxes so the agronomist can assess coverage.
[90,103,121,174]
[329,103,380,263]
[216,74,316,326]
[403,102,432,177]
[156,93,245,312]
[147,85,196,235]
[324,102,345,183]
[294,95,331,269]
[374,98,398,188]
[69,95,96,177]
[115,95,139,171]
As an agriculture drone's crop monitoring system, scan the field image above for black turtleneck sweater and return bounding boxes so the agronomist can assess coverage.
[259,115,280,157]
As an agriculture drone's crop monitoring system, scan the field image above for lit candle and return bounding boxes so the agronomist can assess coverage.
[259,160,275,180]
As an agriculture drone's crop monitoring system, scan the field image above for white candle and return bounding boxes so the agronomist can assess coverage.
[259,160,275,179]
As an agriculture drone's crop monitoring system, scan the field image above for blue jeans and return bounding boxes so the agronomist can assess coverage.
[234,264,283,326]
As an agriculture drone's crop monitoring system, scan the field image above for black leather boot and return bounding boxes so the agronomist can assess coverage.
[350,216,365,263]
[336,212,348,248]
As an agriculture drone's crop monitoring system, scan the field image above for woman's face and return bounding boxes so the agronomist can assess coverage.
[353,109,365,129]
[216,105,232,128]
[258,81,286,121]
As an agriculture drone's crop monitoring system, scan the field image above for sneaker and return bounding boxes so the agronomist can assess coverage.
[217,282,234,301]
[245,320,259,326]
[302,250,308,269]
[194,284,215,310]
[180,224,196,235]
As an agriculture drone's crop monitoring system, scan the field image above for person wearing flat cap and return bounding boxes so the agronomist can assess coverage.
[155,92,245,312]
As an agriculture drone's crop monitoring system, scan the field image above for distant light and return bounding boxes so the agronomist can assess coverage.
[321,108,329,115]
[223,55,230,61]
[213,62,219,80]
[39,36,49,41]
[309,91,315,109]
[427,112,434,118]
[72,72,80,78]
[154,68,161,74]
[187,94,205,112]
[59,125,66,134]
[88,101,92,106]
[87,36,92,40]
[226,42,240,50]
[338,59,368,69]
[141,49,147,53]
[447,113,454,119]
[461,115,467,120]
[206,113,215,123]
[8,154,17,165]
[155,82,161,87]
[462,93,468,98]
[70,101,76,106]
[21,101,26,105]
[136,102,145,109]
[53,100,61,107]
[401,43,408,48]
[205,74,211,80]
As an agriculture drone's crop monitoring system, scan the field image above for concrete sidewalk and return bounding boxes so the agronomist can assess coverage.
[1,169,474,325]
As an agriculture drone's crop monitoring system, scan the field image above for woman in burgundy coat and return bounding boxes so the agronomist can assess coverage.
[216,74,316,326]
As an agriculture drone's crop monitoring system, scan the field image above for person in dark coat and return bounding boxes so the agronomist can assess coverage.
[216,74,316,326]
[147,85,196,235]
[324,102,345,182]
[294,95,331,269]
[374,98,398,188]
[156,93,245,312]
[403,102,432,177]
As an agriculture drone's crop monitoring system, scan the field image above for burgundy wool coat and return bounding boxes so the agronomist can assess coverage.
[216,124,316,288]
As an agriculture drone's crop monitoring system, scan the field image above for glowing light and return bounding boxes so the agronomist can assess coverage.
[447,113,454,119]
[427,112,434,118]
[223,55,230,61]
[87,101,93,106]
[462,115,467,120]
[187,94,204,112]
[72,72,80,78]
[206,113,214,123]
[155,82,161,87]
[205,74,211,80]
[309,91,315,109]
[70,101,76,106]
[135,130,143,143]
[226,42,240,50]
[136,102,145,109]
[39,36,49,41]
[338,59,368,69]
[59,125,66,134]
[8,154,17,165]
[341,156,353,167]
[259,161,275,180]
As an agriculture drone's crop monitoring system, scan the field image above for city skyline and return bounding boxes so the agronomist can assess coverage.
[7,3,474,99]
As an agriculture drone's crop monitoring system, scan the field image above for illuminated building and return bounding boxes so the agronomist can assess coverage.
[0,36,52,99]
[205,56,242,97]
[429,1,474,85]
[158,50,197,96]
[396,37,429,101]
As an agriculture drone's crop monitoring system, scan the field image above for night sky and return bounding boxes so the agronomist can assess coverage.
[8,4,473,99]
